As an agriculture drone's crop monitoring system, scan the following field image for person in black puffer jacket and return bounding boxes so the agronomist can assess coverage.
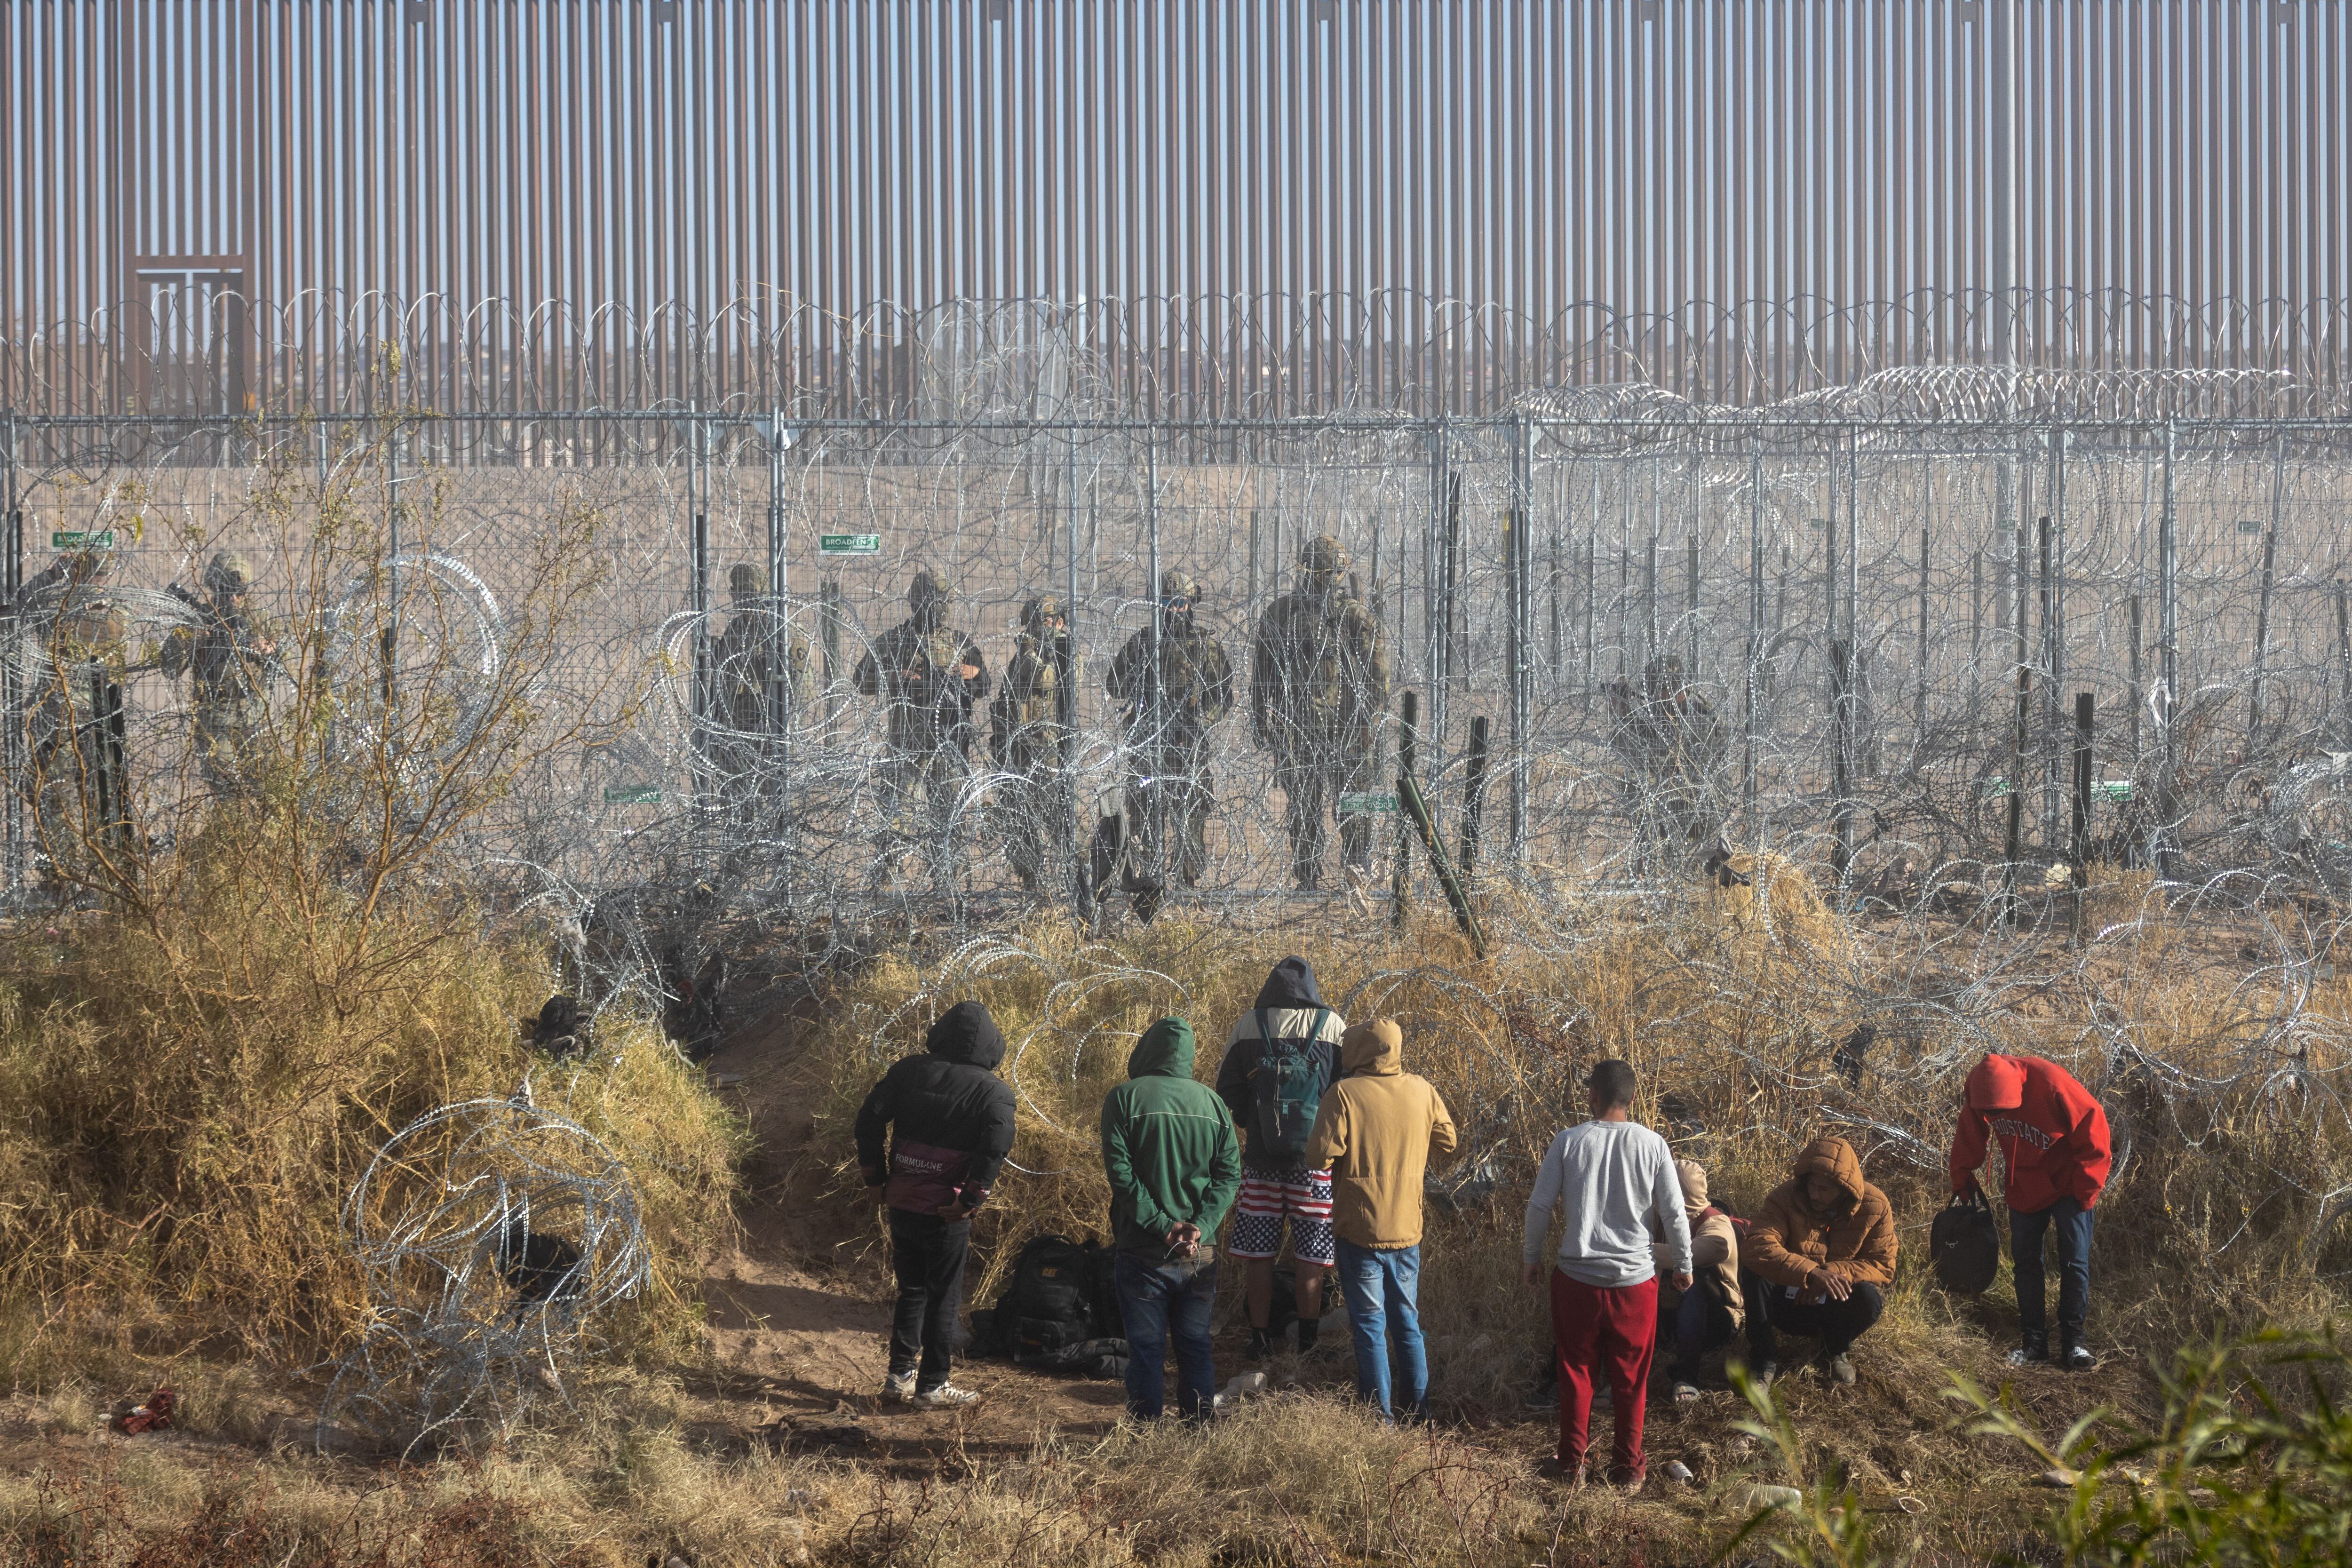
[855,1000,1017,1409]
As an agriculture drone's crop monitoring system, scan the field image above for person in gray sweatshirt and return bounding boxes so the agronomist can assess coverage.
[1521,1059,1692,1490]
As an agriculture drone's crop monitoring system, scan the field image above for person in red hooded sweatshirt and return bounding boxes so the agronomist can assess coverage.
[1949,1052,2112,1371]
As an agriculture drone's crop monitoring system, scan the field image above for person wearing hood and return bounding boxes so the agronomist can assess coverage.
[1949,1052,2112,1371]
[1215,956,1349,1359]
[1651,1158,1745,1403]
[854,1000,1017,1409]
[1101,1017,1242,1420]
[1744,1137,1897,1387]
[1304,1018,1458,1420]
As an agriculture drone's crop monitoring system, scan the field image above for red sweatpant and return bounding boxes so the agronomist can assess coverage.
[1549,1268,1658,1478]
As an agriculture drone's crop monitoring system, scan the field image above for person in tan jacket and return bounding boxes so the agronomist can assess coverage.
[1303,1018,1458,1419]
[1650,1158,1745,1402]
[1741,1136,1896,1387]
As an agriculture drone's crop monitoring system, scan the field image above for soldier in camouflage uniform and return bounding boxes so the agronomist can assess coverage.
[988,594,1075,892]
[161,552,277,800]
[852,569,990,888]
[1604,653,1728,869]
[1107,570,1234,890]
[1251,535,1390,891]
[707,563,811,820]
[18,549,130,867]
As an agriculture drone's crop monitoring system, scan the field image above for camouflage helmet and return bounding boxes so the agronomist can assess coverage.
[1299,534,1349,575]
[205,551,254,591]
[1158,569,1200,602]
[1020,593,1065,629]
[728,562,768,596]
[906,568,951,611]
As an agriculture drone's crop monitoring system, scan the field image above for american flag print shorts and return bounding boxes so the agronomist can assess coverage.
[1227,1166,1335,1266]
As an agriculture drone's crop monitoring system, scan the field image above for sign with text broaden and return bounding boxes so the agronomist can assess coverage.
[1339,791,1398,814]
[51,530,114,550]
[603,784,662,805]
[818,533,882,556]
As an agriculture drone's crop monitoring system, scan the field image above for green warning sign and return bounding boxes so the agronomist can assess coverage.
[2094,780,2134,802]
[603,784,662,805]
[51,530,114,550]
[1339,791,1398,815]
[818,533,882,556]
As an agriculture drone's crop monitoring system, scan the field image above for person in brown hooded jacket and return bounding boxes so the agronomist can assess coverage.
[1304,1018,1458,1419]
[1742,1137,1897,1386]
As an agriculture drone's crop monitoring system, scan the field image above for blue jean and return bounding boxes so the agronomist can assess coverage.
[1115,1250,1218,1420]
[2010,1196,2095,1343]
[1333,1239,1427,1419]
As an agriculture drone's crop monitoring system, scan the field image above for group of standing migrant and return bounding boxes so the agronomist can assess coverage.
[855,975,2112,1488]
[855,956,1449,1418]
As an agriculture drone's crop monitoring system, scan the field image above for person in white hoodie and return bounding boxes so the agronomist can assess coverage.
[1522,1059,1692,1489]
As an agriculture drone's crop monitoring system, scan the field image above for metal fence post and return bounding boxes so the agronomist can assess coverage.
[2155,419,2179,880]
[1744,444,1763,823]
[2,413,18,906]
[1509,411,1529,855]
[689,413,712,816]
[2249,436,2283,749]
[765,411,790,851]
[1066,416,1089,922]
[1147,430,1167,887]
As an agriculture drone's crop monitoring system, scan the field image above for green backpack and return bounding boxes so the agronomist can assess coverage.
[1249,1007,1334,1164]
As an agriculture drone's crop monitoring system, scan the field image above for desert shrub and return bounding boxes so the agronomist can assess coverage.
[0,436,740,1369]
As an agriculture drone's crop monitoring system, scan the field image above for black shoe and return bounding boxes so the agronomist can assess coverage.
[2009,1329,2051,1367]
[1246,1328,1271,1364]
[1294,1317,1320,1354]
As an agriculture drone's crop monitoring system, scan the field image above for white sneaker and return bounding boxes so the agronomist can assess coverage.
[881,1370,916,1404]
[912,1382,981,1409]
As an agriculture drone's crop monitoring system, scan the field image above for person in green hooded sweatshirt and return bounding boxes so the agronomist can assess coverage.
[1101,1017,1243,1421]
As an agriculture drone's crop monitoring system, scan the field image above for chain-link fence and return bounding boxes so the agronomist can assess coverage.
[8,378,2352,979]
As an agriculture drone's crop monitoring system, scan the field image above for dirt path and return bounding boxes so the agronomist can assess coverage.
[691,979,1146,1473]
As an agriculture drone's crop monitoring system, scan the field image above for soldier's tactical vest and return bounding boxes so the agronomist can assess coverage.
[51,599,126,664]
[1284,597,1370,723]
[194,621,266,708]
[1002,638,1058,730]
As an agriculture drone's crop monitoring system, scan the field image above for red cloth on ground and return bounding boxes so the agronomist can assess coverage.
[1549,1268,1658,1479]
[1949,1053,2113,1212]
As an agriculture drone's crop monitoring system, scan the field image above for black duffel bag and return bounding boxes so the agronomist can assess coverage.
[1931,1180,2002,1295]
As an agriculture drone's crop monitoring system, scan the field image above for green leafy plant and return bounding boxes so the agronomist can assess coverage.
[1716,1364,1886,1568]
[1955,1328,2352,1568]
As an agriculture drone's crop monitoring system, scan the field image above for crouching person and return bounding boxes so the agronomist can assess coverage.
[1304,1018,1458,1421]
[1743,1137,1896,1387]
[1655,1159,1744,1402]
[855,1001,1017,1409]
[1101,1017,1242,1421]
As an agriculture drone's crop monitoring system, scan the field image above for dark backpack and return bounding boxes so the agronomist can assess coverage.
[1932,1183,2002,1296]
[1248,1007,1334,1165]
[1002,1234,1098,1359]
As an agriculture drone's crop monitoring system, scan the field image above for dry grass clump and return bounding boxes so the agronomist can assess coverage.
[0,821,743,1371]
[0,1383,1707,1568]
